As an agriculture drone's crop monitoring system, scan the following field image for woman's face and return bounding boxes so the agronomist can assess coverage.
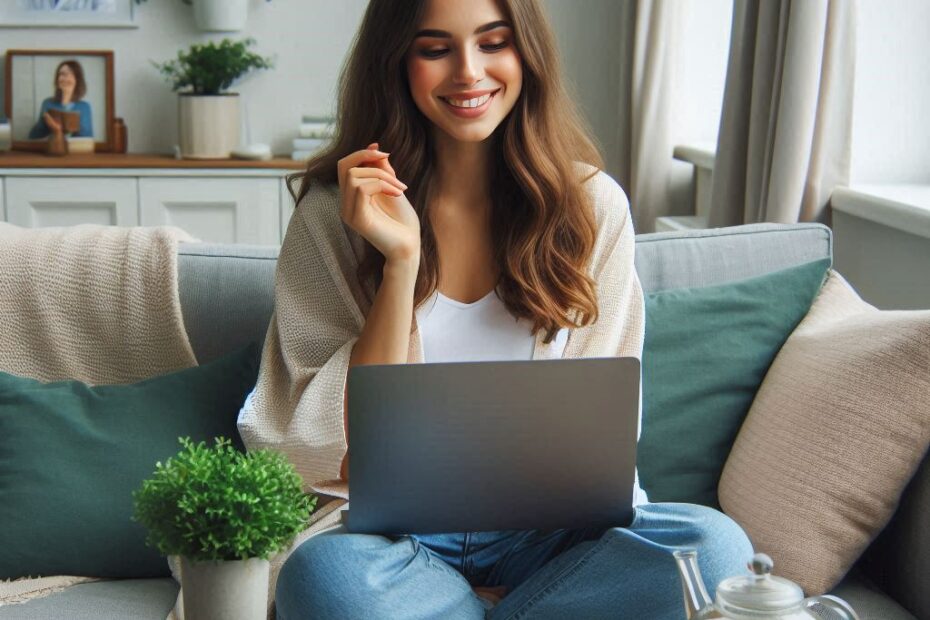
[406,0,523,144]
[56,65,76,92]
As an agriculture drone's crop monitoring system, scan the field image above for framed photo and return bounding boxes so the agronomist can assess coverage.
[0,0,136,29]
[4,50,115,152]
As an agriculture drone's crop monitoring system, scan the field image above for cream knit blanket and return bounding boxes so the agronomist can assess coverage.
[0,222,198,610]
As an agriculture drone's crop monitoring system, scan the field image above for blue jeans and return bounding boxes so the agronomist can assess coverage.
[275,502,752,619]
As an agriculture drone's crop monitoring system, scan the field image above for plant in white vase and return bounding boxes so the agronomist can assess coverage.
[152,38,274,159]
[133,436,316,620]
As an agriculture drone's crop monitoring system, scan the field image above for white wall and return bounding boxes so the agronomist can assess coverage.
[1,0,369,155]
[850,0,930,184]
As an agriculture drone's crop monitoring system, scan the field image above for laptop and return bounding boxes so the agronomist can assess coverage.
[344,356,640,535]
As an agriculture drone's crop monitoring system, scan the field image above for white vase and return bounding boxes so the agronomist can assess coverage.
[192,0,249,32]
[180,556,270,620]
[178,94,240,159]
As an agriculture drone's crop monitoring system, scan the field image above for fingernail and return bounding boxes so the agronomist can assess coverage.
[400,182,409,189]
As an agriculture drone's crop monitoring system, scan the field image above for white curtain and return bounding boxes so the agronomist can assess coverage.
[708,0,857,227]
[615,0,682,233]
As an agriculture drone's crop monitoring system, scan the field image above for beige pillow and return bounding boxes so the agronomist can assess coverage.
[719,270,930,595]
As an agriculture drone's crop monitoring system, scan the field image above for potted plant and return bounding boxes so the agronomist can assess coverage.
[152,38,274,159]
[136,0,272,32]
[133,436,316,620]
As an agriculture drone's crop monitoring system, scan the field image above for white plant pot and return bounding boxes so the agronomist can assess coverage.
[180,556,269,620]
[178,94,240,159]
[193,0,249,32]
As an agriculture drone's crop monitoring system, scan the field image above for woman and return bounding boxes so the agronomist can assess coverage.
[238,0,753,617]
[28,60,93,140]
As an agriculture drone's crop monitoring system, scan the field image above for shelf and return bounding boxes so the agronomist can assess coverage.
[0,151,305,171]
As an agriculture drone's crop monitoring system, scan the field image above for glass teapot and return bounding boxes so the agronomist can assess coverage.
[673,550,860,620]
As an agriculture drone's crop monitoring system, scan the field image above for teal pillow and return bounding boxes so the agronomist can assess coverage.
[637,259,831,507]
[0,344,259,580]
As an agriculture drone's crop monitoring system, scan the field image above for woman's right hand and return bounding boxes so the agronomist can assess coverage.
[337,142,421,265]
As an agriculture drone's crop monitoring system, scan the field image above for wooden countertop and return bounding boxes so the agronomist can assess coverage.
[0,151,306,170]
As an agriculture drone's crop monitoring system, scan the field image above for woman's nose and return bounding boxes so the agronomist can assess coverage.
[453,48,484,85]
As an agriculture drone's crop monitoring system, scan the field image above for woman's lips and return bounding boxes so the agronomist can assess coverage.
[439,89,500,119]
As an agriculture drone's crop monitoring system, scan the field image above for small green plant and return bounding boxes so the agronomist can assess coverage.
[152,38,274,96]
[132,436,316,562]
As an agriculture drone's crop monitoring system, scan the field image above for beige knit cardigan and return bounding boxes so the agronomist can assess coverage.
[238,167,645,503]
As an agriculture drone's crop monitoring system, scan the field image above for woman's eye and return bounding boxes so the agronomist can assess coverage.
[419,48,448,59]
[481,41,509,52]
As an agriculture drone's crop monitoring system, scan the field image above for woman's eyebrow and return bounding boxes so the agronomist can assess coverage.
[414,20,511,39]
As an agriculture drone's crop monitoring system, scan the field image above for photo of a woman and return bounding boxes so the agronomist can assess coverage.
[27,59,93,139]
[236,0,754,617]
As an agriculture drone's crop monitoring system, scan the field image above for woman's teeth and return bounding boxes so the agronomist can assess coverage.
[444,92,493,108]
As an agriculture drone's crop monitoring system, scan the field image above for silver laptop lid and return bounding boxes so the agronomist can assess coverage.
[346,357,640,535]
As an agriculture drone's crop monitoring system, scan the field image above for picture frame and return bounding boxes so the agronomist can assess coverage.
[4,49,116,153]
[0,0,136,29]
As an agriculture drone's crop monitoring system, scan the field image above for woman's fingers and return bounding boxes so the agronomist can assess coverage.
[348,166,407,192]
[337,146,391,187]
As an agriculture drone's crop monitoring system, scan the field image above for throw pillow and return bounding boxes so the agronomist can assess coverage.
[0,343,260,580]
[718,272,930,594]
[637,258,831,507]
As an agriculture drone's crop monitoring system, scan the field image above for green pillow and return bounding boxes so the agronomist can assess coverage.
[0,344,259,580]
[637,258,831,507]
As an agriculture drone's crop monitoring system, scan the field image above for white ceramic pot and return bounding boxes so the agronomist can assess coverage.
[180,556,270,620]
[192,0,249,32]
[178,94,240,159]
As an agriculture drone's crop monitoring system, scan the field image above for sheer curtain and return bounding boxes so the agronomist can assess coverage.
[708,0,857,227]
[615,0,682,233]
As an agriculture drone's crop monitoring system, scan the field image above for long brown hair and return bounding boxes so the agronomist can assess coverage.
[53,60,87,102]
[288,0,606,343]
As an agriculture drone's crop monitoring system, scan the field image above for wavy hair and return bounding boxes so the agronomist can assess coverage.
[53,60,87,102]
[287,0,606,343]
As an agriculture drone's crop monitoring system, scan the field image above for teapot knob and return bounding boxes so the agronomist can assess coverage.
[748,553,774,576]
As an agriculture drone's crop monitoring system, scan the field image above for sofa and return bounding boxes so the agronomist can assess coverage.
[1,222,926,620]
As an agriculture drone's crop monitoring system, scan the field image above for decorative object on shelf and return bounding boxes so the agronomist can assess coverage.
[111,116,128,153]
[134,0,271,33]
[0,0,136,29]
[133,436,317,620]
[3,49,116,153]
[292,115,335,160]
[153,38,274,159]
[0,120,11,151]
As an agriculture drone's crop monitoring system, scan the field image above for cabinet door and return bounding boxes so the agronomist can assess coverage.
[5,176,138,228]
[279,175,300,242]
[139,177,280,245]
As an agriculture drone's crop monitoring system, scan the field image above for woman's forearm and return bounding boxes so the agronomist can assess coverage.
[340,257,419,480]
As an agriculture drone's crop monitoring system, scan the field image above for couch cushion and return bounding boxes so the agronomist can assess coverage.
[0,579,178,620]
[634,222,832,292]
[719,272,930,595]
[177,243,279,364]
[0,345,259,580]
[637,258,831,506]
[831,571,917,620]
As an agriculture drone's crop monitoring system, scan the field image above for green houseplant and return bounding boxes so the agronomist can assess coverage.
[153,38,274,158]
[133,436,316,620]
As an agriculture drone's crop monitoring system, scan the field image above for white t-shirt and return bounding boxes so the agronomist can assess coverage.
[415,288,648,507]
[415,289,568,362]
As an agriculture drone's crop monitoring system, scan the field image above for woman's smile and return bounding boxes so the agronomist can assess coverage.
[439,88,501,118]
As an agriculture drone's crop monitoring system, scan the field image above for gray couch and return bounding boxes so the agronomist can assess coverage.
[2,223,926,620]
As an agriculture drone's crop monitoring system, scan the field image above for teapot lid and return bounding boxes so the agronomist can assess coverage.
[717,553,805,612]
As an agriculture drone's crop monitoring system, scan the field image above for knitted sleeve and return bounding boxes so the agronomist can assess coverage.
[237,183,367,499]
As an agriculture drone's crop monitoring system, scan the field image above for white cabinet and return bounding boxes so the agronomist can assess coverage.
[0,167,296,245]
[139,177,280,245]
[6,176,137,228]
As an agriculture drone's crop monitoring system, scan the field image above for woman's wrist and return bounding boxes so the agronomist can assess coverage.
[383,254,420,283]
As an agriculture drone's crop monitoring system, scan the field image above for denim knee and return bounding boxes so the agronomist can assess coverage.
[275,532,364,619]
[673,503,754,591]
